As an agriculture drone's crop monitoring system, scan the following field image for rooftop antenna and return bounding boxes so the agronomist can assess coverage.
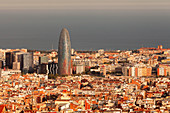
[52,43,53,50]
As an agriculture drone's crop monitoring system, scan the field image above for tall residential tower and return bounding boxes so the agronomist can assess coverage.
[58,28,71,75]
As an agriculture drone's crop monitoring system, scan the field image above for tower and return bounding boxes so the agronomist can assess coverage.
[58,28,71,75]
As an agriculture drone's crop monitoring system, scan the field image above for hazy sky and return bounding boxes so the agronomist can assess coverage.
[1,0,170,10]
[0,0,170,50]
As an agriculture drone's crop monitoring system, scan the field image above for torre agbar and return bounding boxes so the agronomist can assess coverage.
[58,28,71,75]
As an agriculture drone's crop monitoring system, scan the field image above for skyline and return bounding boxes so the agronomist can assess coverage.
[0,1,170,112]
[0,0,170,50]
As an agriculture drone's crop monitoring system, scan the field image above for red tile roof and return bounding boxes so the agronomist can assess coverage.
[0,105,5,113]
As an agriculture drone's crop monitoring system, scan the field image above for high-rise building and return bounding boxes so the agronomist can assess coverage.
[38,63,48,74]
[48,61,58,75]
[5,52,14,69]
[58,28,71,75]
[13,62,20,70]
[22,52,33,73]
[39,56,48,64]
[0,60,3,69]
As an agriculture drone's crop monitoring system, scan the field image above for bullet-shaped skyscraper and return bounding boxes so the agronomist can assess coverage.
[58,28,71,75]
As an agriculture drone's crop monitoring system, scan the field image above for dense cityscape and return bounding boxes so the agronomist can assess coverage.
[0,28,169,113]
